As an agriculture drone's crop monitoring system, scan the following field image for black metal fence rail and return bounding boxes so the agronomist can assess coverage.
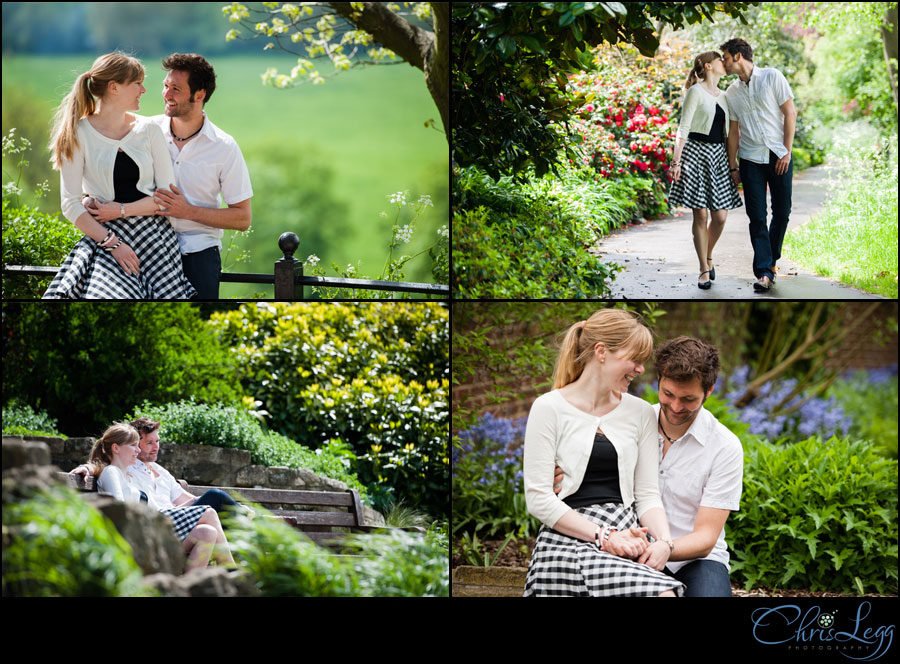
[3,232,449,300]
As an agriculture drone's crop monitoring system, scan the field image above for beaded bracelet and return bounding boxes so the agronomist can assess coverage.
[99,229,113,246]
[104,240,122,252]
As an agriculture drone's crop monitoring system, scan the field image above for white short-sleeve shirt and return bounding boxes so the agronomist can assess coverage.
[148,112,253,254]
[652,404,743,573]
[724,65,795,164]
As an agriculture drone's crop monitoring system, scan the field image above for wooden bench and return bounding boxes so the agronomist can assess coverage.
[56,472,390,548]
[177,481,382,547]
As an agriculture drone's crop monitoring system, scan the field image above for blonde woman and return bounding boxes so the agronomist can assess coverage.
[669,52,743,290]
[43,52,196,299]
[523,309,684,597]
[89,422,234,572]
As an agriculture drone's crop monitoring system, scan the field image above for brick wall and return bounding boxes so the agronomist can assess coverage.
[453,302,898,424]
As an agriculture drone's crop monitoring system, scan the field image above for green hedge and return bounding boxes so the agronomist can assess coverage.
[2,303,244,437]
[208,302,449,517]
[727,435,898,595]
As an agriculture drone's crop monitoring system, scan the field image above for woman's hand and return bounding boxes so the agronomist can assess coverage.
[110,242,140,276]
[87,200,123,223]
[637,540,671,571]
[670,163,682,182]
[605,527,649,559]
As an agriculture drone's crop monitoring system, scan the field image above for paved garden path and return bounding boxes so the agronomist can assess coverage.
[596,163,886,299]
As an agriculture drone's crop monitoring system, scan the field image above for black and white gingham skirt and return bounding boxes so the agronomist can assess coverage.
[159,505,211,542]
[42,215,197,299]
[669,139,743,211]
[523,503,685,597]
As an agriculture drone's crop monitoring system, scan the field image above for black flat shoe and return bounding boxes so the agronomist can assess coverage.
[698,271,712,289]
[753,275,773,292]
[707,257,715,280]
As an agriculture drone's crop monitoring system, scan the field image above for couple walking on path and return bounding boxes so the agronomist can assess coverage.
[667,37,795,293]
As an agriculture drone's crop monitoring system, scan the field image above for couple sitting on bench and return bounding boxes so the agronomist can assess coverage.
[70,417,249,573]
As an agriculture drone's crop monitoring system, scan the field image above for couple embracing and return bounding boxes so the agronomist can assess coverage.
[669,38,796,292]
[523,309,744,597]
[43,51,253,300]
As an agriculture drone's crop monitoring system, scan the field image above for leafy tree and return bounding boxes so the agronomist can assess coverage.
[2,303,245,436]
[452,1,756,179]
[222,2,449,139]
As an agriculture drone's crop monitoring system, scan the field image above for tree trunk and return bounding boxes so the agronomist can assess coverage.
[329,2,448,141]
[881,6,898,107]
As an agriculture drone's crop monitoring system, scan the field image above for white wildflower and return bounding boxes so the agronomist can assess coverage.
[305,254,320,267]
[395,224,414,244]
[388,191,408,206]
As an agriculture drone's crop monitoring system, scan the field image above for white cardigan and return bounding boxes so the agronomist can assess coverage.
[676,84,731,142]
[523,390,663,529]
[59,114,176,224]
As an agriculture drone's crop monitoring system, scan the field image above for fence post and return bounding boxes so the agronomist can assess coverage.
[274,232,303,300]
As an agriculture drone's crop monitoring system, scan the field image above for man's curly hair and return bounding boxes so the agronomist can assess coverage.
[162,53,217,105]
[655,336,720,394]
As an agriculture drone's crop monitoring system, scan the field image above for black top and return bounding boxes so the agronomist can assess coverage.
[688,102,726,144]
[563,431,623,509]
[113,149,145,204]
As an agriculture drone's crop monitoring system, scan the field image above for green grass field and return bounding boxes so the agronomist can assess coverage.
[2,54,448,297]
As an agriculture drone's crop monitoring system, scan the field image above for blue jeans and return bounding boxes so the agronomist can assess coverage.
[665,560,732,597]
[191,488,240,528]
[739,152,793,280]
[181,246,221,299]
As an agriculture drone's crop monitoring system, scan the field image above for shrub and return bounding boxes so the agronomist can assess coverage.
[2,486,148,597]
[2,303,244,437]
[223,507,449,596]
[208,302,449,517]
[1,401,64,438]
[727,435,898,594]
[1,200,83,299]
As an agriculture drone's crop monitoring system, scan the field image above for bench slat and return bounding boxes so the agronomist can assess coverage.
[183,484,356,508]
[274,510,358,527]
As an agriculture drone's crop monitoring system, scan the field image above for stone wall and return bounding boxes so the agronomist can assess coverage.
[28,435,383,526]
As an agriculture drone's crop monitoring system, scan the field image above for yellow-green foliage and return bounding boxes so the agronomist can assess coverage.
[210,302,449,517]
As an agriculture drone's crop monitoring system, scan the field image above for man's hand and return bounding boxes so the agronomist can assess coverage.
[553,464,564,493]
[775,153,791,176]
[70,464,91,477]
[153,184,192,218]
[637,540,671,571]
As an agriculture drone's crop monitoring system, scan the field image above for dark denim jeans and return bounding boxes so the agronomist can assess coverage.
[181,246,221,299]
[665,559,732,597]
[739,152,793,280]
[191,488,240,528]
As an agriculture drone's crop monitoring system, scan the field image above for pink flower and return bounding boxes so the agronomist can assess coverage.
[499,93,505,102]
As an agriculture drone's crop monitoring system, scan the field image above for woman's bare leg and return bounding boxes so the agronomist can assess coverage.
[658,590,677,597]
[707,209,727,266]
[196,507,236,567]
[692,208,710,282]
[183,524,217,573]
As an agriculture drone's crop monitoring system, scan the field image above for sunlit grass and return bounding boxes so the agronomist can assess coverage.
[784,123,897,298]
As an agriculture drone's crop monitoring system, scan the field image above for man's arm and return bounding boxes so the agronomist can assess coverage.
[154,185,252,231]
[776,98,797,175]
[668,506,731,561]
[780,97,797,153]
